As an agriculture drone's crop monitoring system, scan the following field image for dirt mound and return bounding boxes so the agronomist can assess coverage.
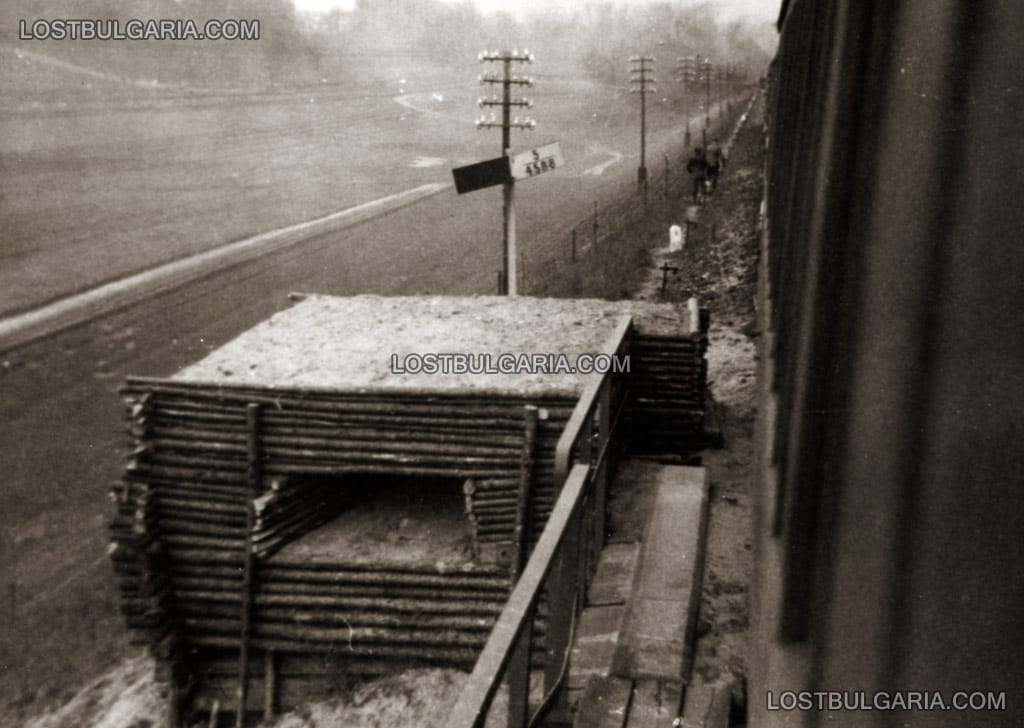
[270,668,470,728]
[24,660,504,728]
[24,654,165,728]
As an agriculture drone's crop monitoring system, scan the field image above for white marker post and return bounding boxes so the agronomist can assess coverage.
[669,224,684,252]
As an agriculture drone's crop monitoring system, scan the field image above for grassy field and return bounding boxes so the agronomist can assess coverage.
[0,43,692,317]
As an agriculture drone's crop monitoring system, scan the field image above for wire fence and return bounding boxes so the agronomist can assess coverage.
[518,95,751,299]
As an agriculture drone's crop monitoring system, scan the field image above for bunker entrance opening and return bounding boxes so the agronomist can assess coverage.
[264,473,475,569]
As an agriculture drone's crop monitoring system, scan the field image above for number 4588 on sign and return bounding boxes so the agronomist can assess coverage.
[510,142,565,181]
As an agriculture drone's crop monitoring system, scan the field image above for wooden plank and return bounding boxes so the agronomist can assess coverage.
[450,464,590,728]
[679,683,731,728]
[612,466,708,681]
[236,402,261,728]
[543,508,582,711]
[554,317,634,482]
[511,406,538,578]
[587,542,640,607]
[568,605,625,691]
[263,650,276,720]
[573,676,632,728]
[625,679,683,728]
[506,609,534,728]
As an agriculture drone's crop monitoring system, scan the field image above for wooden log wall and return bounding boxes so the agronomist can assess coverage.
[626,312,712,453]
[109,382,574,718]
[107,318,710,719]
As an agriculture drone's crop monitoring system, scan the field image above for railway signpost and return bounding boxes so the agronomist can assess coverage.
[509,142,564,180]
[451,141,562,195]
[452,156,511,194]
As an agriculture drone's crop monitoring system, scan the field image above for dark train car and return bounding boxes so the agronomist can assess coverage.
[751,1,1023,726]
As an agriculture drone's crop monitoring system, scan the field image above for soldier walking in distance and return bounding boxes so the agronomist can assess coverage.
[686,147,708,204]
[705,136,726,192]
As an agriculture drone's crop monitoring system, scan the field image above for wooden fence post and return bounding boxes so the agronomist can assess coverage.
[236,402,262,728]
[506,606,535,728]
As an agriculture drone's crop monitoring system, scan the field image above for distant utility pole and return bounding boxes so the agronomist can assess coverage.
[702,57,713,147]
[675,56,696,151]
[477,49,535,296]
[629,55,656,201]
[717,63,726,110]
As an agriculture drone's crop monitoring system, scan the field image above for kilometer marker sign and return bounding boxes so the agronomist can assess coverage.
[510,142,564,180]
[452,142,565,194]
[451,142,564,297]
[451,156,510,194]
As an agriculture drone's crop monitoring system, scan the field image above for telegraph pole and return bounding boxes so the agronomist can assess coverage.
[675,56,695,151]
[628,56,656,202]
[702,57,713,147]
[477,49,535,296]
[717,63,725,111]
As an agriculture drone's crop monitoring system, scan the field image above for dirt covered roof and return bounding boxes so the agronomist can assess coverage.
[172,294,694,395]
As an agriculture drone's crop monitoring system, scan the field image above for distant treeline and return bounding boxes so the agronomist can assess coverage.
[0,0,775,88]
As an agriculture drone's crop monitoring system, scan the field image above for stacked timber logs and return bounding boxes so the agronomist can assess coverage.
[464,477,554,553]
[251,477,354,558]
[106,294,712,720]
[626,309,712,454]
[109,380,572,716]
[175,556,516,661]
[108,481,184,682]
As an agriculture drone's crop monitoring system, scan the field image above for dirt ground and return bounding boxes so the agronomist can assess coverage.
[271,476,475,568]
[638,98,764,718]
[24,657,476,728]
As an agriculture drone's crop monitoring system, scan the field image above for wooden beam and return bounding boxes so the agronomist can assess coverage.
[554,317,633,482]
[236,403,261,728]
[512,406,538,579]
[505,604,535,728]
[263,650,277,721]
[450,464,591,728]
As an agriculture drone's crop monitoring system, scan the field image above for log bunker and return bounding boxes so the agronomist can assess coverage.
[108,294,711,722]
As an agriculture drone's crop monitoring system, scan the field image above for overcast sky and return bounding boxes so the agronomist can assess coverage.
[291,0,781,25]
